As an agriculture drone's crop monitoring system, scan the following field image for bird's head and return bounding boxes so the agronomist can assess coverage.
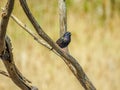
[56,31,71,48]
[63,32,71,37]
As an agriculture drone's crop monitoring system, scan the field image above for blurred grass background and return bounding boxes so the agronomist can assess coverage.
[0,0,120,90]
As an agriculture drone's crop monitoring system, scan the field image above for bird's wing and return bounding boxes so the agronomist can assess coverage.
[56,37,64,45]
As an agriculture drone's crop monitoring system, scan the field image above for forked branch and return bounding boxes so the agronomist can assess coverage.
[10,14,60,56]
[19,0,96,90]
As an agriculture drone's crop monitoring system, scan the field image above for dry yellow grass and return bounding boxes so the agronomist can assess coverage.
[0,0,120,90]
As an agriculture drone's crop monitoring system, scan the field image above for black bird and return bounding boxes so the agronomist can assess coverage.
[56,32,71,48]
[50,32,71,50]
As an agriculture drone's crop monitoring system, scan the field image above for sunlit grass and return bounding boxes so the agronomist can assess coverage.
[0,0,120,90]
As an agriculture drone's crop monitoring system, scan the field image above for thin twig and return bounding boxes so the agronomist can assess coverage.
[1,8,51,49]
[19,0,96,90]
[0,70,10,77]
[11,14,51,49]
[10,14,60,56]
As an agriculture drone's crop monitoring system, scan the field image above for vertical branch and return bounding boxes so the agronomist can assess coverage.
[58,0,67,36]
[58,0,74,77]
[58,0,69,53]
[58,0,79,81]
[0,0,14,54]
[59,1,96,90]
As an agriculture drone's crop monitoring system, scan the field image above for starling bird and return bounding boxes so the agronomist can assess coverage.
[50,32,71,50]
[56,32,71,48]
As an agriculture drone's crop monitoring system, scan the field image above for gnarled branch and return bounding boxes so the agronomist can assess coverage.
[2,36,37,90]
[0,0,14,55]
[0,0,38,90]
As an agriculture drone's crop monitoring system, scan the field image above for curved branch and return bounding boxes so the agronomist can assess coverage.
[0,0,14,54]
[0,0,38,90]
[2,36,37,90]
[19,0,96,90]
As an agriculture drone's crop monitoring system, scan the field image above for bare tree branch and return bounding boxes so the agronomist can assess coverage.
[0,70,10,77]
[58,0,68,53]
[0,0,38,90]
[59,0,77,85]
[59,0,67,36]
[58,0,86,89]
[11,14,51,49]
[10,14,60,56]
[10,8,79,81]
[58,0,69,52]
[2,36,37,90]
[19,0,96,90]
[0,0,14,55]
